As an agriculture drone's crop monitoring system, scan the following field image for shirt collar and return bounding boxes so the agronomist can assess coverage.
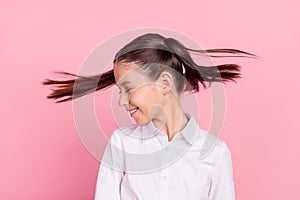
[143,112,199,145]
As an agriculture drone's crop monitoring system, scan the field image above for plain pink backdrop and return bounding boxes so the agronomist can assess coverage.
[1,0,299,199]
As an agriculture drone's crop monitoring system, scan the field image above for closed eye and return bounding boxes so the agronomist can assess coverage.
[118,89,131,94]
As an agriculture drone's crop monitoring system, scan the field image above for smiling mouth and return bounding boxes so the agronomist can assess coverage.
[128,107,139,116]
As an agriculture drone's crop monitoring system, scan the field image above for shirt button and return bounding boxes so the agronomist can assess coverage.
[163,175,167,180]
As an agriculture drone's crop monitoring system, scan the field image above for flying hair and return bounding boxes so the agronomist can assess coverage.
[42,33,259,103]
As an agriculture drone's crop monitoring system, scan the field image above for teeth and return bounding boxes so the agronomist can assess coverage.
[129,108,138,114]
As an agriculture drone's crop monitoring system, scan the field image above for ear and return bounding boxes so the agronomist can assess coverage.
[157,71,174,95]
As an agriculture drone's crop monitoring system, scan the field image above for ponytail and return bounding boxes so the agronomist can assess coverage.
[162,38,259,92]
[42,69,115,103]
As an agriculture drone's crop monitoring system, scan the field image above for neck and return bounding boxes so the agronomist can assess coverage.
[152,99,189,142]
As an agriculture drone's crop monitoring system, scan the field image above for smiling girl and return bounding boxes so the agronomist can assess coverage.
[43,33,258,200]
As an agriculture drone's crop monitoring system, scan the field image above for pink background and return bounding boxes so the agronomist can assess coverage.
[1,0,299,199]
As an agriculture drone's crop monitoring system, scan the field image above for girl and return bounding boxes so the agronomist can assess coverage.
[43,33,258,200]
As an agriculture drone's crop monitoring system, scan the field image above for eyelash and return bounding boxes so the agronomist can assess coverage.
[118,89,131,94]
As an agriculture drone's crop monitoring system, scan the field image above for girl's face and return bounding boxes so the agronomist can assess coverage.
[113,62,166,125]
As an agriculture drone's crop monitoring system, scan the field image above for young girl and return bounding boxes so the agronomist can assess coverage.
[43,33,258,200]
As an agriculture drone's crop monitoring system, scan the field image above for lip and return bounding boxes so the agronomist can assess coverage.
[127,107,138,111]
[127,107,139,116]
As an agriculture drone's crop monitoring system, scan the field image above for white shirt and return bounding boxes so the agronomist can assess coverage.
[95,112,235,200]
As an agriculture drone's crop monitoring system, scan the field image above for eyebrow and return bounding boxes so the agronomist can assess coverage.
[116,81,131,87]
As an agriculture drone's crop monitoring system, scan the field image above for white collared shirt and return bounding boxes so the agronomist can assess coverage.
[94,112,235,200]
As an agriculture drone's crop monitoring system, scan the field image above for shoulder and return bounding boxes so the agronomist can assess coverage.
[192,128,232,166]
[110,123,142,138]
[107,123,143,147]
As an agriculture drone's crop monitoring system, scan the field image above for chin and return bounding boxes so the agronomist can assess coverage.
[135,118,151,126]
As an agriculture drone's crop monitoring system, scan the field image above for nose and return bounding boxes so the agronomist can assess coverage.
[118,92,129,107]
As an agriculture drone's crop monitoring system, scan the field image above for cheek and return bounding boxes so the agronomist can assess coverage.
[129,91,147,107]
[130,87,161,107]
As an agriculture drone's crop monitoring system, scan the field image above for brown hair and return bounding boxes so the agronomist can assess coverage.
[42,33,259,103]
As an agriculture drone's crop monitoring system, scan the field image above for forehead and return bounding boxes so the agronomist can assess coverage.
[113,62,153,88]
[114,62,140,83]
